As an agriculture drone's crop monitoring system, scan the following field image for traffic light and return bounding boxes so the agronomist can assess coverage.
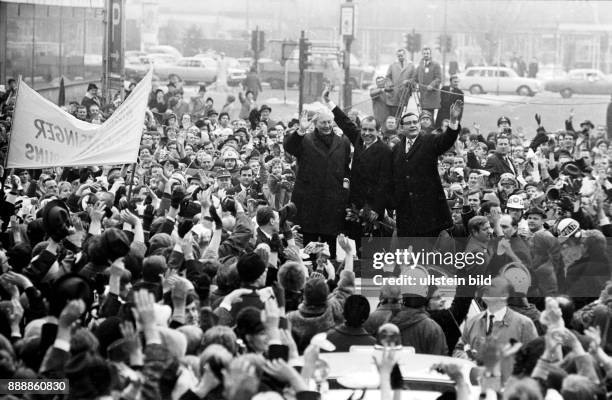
[444,35,452,53]
[299,37,312,70]
[251,30,265,53]
[413,33,422,53]
[403,33,412,52]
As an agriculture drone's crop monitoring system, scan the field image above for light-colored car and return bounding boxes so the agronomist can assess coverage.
[192,55,247,86]
[544,68,612,98]
[125,55,152,80]
[459,66,541,96]
[145,53,177,66]
[301,348,478,399]
[154,57,218,84]
[145,45,182,60]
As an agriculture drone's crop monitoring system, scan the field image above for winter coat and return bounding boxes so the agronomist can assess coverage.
[287,305,336,353]
[326,325,376,352]
[390,308,447,355]
[390,124,460,236]
[284,129,351,236]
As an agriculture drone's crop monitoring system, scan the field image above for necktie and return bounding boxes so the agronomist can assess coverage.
[405,138,414,154]
[505,156,515,174]
[486,314,495,336]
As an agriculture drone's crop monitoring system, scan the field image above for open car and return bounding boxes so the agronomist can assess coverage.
[294,347,480,400]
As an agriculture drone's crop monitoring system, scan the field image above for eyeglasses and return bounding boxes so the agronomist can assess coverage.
[401,120,419,126]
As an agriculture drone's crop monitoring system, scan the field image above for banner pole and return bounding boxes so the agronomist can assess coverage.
[126,162,137,203]
[3,75,22,173]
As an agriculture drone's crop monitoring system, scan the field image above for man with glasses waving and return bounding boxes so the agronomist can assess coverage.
[391,100,464,241]
[321,88,393,245]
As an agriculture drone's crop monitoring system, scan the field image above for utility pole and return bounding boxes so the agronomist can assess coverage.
[340,0,356,109]
[102,0,110,102]
[442,0,448,83]
[298,30,307,114]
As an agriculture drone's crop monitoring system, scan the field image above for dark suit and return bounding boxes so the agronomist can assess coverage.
[436,85,464,127]
[331,107,392,217]
[284,125,351,246]
[390,124,460,237]
[484,153,517,186]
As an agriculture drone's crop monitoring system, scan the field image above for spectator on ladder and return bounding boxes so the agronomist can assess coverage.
[385,48,416,119]
[414,46,442,121]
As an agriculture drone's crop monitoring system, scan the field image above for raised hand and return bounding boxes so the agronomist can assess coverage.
[321,85,331,104]
[449,100,463,124]
[120,209,140,226]
[58,299,86,329]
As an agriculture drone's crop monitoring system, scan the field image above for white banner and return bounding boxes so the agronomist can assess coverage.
[6,70,152,169]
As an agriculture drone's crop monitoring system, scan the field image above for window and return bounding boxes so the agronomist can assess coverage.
[177,60,190,67]
[569,72,583,80]
[465,69,478,77]
[484,69,495,77]
[497,70,509,78]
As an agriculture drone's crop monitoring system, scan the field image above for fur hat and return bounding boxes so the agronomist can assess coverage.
[236,252,267,283]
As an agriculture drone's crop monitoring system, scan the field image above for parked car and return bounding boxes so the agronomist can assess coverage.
[154,56,246,86]
[145,53,177,66]
[536,64,567,81]
[125,55,152,80]
[154,57,217,84]
[193,55,247,86]
[459,66,541,96]
[544,68,612,98]
[145,45,182,60]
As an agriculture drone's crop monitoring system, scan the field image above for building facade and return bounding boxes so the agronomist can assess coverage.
[0,0,104,92]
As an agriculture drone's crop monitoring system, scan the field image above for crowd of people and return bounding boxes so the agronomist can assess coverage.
[0,44,611,400]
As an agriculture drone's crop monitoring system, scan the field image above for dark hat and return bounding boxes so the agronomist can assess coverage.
[302,278,329,313]
[235,307,265,339]
[207,109,219,117]
[497,116,511,126]
[216,168,231,179]
[525,206,547,218]
[87,83,98,91]
[42,200,72,242]
[48,273,92,317]
[7,243,33,273]
[236,252,267,283]
[101,228,131,262]
[248,150,261,161]
[580,120,594,129]
[221,135,239,149]
[198,84,207,93]
[234,127,248,136]
[560,162,583,177]
[260,104,272,113]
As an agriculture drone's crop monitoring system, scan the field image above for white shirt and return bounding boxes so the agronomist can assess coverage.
[486,306,508,331]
